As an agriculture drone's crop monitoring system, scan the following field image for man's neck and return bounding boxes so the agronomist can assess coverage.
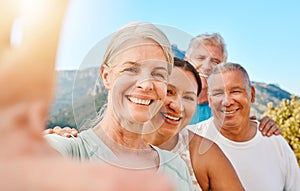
[216,120,257,142]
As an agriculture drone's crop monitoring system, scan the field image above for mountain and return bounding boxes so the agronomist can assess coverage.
[49,67,107,129]
[251,82,291,116]
[48,66,291,129]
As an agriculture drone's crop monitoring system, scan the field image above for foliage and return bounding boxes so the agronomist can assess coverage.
[264,95,300,166]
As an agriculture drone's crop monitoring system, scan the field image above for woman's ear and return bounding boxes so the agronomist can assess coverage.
[250,85,255,103]
[100,65,111,90]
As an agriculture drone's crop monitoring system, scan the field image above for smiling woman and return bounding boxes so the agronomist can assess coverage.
[0,1,179,190]
[45,22,194,191]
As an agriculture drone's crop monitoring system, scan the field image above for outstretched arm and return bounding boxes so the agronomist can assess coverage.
[189,131,245,191]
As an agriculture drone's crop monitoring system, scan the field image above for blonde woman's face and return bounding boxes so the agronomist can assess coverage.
[105,40,170,132]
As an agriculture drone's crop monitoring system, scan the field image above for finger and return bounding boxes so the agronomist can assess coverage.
[60,127,76,137]
[53,126,62,131]
[63,127,73,133]
[53,126,65,136]
[265,123,279,136]
[43,128,53,135]
[274,128,282,135]
[63,132,71,138]
[71,130,78,137]
[259,116,269,131]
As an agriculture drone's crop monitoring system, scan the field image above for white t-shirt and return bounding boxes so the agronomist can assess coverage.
[188,117,300,191]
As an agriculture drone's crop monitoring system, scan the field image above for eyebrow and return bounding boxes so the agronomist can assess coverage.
[122,61,138,66]
[211,58,222,64]
[154,66,168,72]
[185,91,197,96]
[168,83,197,95]
[122,61,168,71]
[168,84,177,90]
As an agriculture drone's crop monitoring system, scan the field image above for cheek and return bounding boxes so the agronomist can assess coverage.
[153,82,167,101]
[209,98,219,109]
[112,74,135,90]
[184,102,197,122]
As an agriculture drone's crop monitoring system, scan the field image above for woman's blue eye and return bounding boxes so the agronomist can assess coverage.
[123,67,138,73]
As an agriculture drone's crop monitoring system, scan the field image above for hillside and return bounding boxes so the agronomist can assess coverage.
[48,66,291,129]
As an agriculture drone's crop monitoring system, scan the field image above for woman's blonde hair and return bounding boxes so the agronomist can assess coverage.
[102,22,173,74]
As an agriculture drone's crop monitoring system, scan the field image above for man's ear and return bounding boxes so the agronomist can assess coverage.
[100,65,111,90]
[250,85,255,103]
[208,94,212,108]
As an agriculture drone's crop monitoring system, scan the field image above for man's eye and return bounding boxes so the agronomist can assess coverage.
[212,92,223,96]
[232,90,242,94]
[211,61,219,66]
[196,56,206,61]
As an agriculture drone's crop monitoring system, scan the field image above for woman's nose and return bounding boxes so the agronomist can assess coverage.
[136,78,154,92]
[168,96,183,114]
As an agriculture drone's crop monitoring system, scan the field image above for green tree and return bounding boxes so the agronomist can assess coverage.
[264,95,300,166]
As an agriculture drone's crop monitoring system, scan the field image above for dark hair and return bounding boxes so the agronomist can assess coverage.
[173,57,202,96]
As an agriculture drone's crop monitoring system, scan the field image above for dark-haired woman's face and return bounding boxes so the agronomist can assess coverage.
[150,67,198,138]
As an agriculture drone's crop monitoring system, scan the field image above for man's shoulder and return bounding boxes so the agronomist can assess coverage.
[187,117,212,135]
[262,134,293,152]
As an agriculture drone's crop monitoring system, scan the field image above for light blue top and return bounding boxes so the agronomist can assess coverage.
[189,102,212,125]
[45,128,193,191]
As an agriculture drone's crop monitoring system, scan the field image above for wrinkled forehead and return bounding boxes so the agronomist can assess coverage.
[115,43,167,61]
[208,70,248,90]
[109,38,170,65]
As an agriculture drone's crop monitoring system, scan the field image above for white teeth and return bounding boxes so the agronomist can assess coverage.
[164,114,180,121]
[128,97,151,105]
[223,110,236,114]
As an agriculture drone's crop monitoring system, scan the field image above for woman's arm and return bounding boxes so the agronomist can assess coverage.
[189,131,245,191]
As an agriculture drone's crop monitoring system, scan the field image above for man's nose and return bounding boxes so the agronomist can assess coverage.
[222,93,234,106]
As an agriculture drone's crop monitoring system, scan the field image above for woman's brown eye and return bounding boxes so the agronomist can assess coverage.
[167,89,176,96]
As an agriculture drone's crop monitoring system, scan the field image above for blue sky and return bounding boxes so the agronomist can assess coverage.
[56,0,300,95]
